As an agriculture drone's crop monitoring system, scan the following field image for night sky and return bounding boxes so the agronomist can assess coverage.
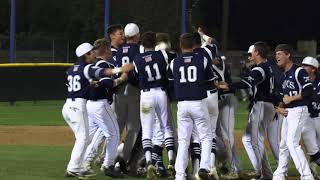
[192,0,320,50]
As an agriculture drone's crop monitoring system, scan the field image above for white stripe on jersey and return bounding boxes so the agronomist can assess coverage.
[203,57,208,69]
[133,61,138,73]
[295,67,302,94]
[160,50,169,64]
[212,59,225,82]
[251,66,266,83]
[111,48,117,52]
[303,83,312,89]
[241,79,252,88]
[168,59,175,80]
[139,45,145,53]
[203,46,213,60]
[99,77,112,81]
[83,64,93,81]
[95,60,107,67]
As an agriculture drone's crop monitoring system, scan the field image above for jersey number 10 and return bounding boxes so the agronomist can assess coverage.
[179,66,197,83]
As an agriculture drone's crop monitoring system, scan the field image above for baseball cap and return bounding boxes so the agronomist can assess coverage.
[302,56,319,68]
[124,23,139,37]
[248,45,254,54]
[76,42,93,57]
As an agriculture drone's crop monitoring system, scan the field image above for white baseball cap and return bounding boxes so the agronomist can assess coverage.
[76,42,93,57]
[302,56,319,68]
[124,23,139,37]
[247,45,254,54]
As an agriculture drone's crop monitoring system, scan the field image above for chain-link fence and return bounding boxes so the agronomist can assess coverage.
[0,36,73,63]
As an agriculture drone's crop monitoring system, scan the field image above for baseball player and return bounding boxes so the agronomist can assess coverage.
[192,30,219,179]
[92,24,125,167]
[107,24,125,66]
[218,42,275,179]
[150,33,177,178]
[82,39,129,177]
[114,23,143,171]
[273,44,314,180]
[240,45,283,179]
[301,56,320,179]
[62,42,132,179]
[133,31,175,179]
[168,33,214,180]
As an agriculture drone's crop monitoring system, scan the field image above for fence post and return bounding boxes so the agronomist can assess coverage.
[66,40,69,63]
[52,39,55,63]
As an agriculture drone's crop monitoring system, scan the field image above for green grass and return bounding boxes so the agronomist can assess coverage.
[0,100,315,179]
[0,144,305,180]
[0,101,66,126]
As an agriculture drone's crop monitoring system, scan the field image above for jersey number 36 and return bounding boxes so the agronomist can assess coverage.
[67,75,81,92]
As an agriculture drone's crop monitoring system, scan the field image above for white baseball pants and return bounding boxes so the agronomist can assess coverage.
[84,100,120,167]
[273,106,314,180]
[302,116,320,155]
[175,100,212,180]
[62,98,89,172]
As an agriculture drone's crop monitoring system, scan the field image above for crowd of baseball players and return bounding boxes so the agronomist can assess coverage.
[62,22,320,180]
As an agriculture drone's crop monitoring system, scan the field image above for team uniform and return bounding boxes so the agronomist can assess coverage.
[133,50,175,178]
[232,61,275,178]
[213,56,242,174]
[82,59,121,173]
[62,59,110,174]
[115,43,142,165]
[302,73,320,175]
[192,43,219,175]
[168,52,215,180]
[273,65,314,180]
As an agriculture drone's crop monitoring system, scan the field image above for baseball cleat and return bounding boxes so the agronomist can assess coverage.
[220,172,239,180]
[156,166,168,178]
[103,165,125,178]
[147,163,157,179]
[196,168,211,180]
[209,167,219,180]
[167,163,175,178]
[65,170,89,180]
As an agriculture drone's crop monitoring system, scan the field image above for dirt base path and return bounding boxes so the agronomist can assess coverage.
[0,125,74,146]
[0,126,265,149]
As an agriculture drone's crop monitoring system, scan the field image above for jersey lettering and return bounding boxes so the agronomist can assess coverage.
[67,75,81,92]
[179,66,197,83]
[145,63,162,82]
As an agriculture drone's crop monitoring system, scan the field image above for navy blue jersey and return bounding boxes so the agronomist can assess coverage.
[281,64,313,108]
[308,74,320,117]
[242,62,274,102]
[266,59,285,105]
[212,57,234,96]
[115,43,142,86]
[110,46,118,67]
[88,59,114,102]
[65,59,107,99]
[193,46,218,91]
[134,50,169,90]
[167,52,216,101]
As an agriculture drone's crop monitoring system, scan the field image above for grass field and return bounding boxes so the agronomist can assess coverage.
[0,100,312,179]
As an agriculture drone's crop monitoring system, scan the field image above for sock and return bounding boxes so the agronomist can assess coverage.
[142,139,152,164]
[165,137,175,162]
[211,138,216,168]
[152,145,163,166]
[191,142,201,175]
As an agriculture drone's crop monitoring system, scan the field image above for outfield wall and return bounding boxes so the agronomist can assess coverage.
[0,63,72,101]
